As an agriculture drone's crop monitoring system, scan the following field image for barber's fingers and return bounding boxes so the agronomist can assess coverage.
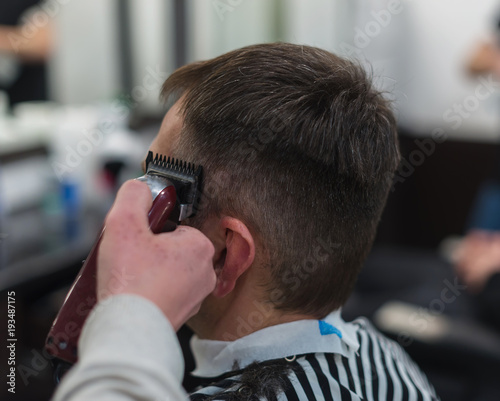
[162,225,216,266]
[156,226,216,285]
[105,180,153,239]
[154,226,216,329]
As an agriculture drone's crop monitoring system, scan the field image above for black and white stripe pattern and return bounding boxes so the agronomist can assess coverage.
[189,318,439,400]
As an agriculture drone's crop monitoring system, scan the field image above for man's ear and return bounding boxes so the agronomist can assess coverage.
[212,216,255,298]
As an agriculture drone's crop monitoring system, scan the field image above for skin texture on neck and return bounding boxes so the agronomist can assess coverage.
[187,280,314,341]
[147,99,315,341]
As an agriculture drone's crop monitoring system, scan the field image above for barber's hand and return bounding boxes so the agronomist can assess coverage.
[97,180,216,331]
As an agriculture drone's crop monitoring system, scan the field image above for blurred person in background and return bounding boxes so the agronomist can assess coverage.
[453,15,500,332]
[455,231,500,331]
[0,0,52,107]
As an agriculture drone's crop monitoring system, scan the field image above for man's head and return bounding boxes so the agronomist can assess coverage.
[149,43,399,323]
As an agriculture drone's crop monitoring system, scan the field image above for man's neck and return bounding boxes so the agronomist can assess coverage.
[189,294,313,341]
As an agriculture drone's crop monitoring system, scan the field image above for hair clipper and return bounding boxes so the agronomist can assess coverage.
[45,151,202,373]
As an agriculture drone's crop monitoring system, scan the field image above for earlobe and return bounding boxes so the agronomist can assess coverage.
[212,217,255,298]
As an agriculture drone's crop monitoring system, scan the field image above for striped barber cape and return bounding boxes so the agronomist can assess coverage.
[188,312,439,401]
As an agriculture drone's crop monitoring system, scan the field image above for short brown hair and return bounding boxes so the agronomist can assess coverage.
[161,43,400,318]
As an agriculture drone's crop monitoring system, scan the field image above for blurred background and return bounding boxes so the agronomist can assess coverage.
[1,0,500,400]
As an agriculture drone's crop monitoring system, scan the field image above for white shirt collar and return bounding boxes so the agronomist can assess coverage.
[190,309,360,378]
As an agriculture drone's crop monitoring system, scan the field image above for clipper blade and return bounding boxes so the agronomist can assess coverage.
[144,151,203,221]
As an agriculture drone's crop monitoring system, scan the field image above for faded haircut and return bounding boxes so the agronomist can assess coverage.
[161,43,400,318]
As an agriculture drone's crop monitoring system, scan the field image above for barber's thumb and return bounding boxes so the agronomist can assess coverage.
[106,180,152,231]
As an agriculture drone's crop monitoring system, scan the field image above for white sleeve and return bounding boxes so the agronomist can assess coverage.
[52,294,189,401]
